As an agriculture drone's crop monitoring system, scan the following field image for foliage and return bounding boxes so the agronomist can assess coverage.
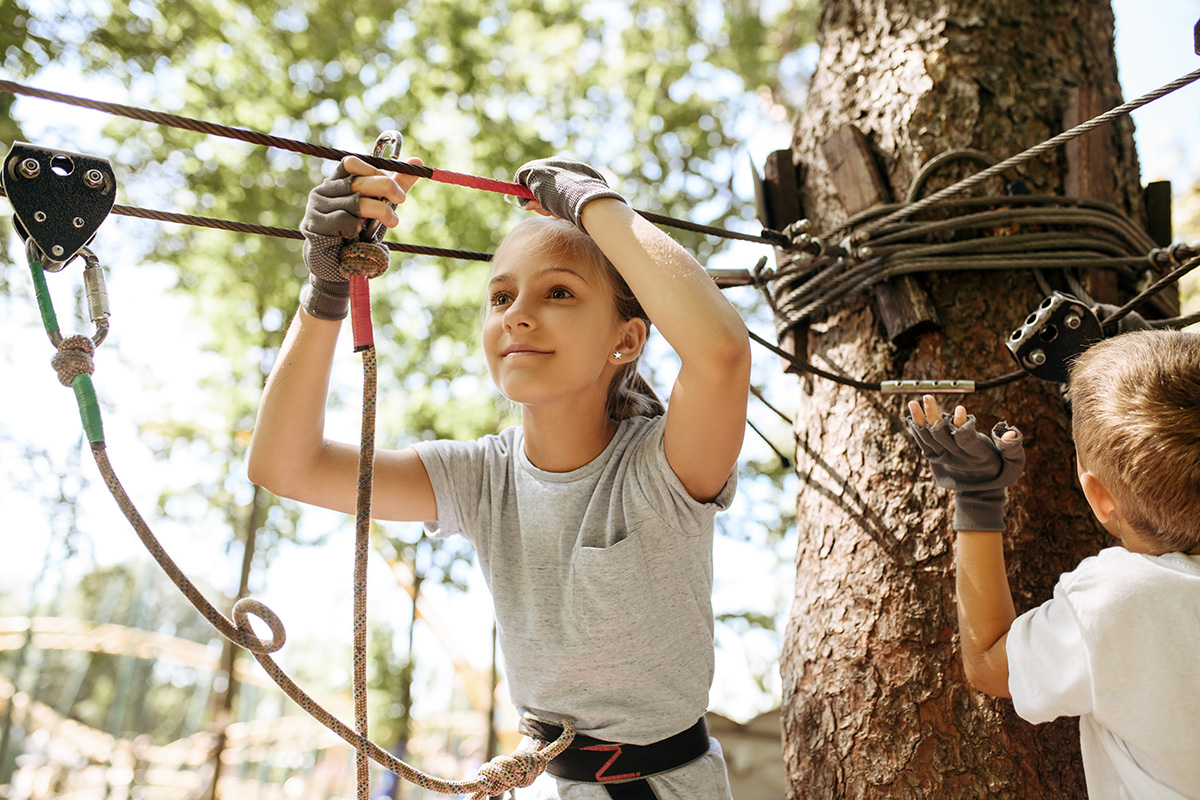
[0,0,47,285]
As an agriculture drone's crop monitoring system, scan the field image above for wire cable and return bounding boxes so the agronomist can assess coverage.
[0,79,789,248]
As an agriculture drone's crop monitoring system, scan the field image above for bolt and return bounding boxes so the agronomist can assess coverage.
[34,211,47,223]
[51,245,64,257]
[73,217,86,228]
[1065,313,1082,330]
[1029,349,1046,366]
[18,158,40,179]
[83,169,105,188]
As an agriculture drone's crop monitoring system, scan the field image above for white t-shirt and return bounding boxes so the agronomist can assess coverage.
[1007,547,1200,799]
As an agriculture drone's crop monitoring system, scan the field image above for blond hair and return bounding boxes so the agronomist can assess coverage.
[1068,330,1200,552]
[490,217,664,420]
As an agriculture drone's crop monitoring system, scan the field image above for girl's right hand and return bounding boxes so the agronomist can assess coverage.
[298,155,422,319]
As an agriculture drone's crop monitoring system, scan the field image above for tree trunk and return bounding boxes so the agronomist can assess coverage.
[779,1,1145,796]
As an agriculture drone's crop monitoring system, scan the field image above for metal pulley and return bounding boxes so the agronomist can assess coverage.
[2,142,116,270]
[1005,291,1104,383]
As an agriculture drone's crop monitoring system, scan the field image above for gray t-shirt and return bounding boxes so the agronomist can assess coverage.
[413,414,735,745]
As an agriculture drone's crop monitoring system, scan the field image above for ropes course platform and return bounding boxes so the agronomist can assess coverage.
[3,54,1200,798]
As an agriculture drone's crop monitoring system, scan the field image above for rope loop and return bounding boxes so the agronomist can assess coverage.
[470,750,552,798]
[51,335,95,386]
[465,721,574,800]
[231,596,288,654]
[339,241,390,279]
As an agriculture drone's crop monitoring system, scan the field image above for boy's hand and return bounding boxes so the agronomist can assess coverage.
[299,155,419,320]
[514,157,626,232]
[905,395,1025,532]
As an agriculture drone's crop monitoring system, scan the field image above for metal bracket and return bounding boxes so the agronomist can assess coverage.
[1005,291,1104,383]
[2,142,116,271]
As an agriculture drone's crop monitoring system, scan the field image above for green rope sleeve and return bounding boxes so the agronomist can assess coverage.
[30,255,105,443]
[29,258,61,337]
[71,373,105,444]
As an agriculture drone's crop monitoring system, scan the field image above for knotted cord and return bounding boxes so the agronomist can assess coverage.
[27,247,576,798]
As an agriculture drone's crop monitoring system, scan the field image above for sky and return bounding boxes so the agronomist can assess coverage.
[2,0,1200,738]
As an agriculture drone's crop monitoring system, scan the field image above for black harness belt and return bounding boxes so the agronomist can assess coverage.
[519,716,711,800]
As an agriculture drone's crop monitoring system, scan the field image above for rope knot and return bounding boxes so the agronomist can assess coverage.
[470,749,552,798]
[51,335,95,386]
[339,241,390,279]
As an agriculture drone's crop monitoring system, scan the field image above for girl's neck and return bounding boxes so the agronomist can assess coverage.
[520,404,619,473]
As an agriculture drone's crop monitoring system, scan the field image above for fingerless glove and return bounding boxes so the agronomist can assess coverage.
[905,413,1025,532]
[299,164,363,320]
[514,157,626,232]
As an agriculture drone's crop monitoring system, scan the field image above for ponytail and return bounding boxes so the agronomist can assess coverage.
[607,362,664,420]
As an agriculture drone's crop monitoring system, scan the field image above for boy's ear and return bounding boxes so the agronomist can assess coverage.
[1079,471,1118,523]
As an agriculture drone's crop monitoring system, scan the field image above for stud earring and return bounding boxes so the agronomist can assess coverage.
[613,352,623,359]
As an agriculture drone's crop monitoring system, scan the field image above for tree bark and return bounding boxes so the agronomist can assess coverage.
[779,1,1143,797]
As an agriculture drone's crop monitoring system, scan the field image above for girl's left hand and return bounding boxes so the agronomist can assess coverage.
[521,197,553,217]
[514,157,626,230]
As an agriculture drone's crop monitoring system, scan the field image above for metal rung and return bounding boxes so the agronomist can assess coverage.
[880,380,976,394]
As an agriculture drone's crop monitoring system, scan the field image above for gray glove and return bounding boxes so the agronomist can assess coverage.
[299,164,367,320]
[905,413,1025,532]
[514,157,626,232]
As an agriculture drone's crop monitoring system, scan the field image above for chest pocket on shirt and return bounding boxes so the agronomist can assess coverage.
[571,534,651,639]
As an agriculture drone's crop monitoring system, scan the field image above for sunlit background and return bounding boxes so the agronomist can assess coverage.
[2,1,1198,798]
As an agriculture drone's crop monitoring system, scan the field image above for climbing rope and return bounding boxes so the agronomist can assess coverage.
[25,245,576,797]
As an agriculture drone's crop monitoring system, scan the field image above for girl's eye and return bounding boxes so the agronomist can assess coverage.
[490,292,512,307]
[549,287,572,299]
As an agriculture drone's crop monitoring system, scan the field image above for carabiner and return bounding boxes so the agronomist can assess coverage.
[358,130,403,243]
[28,242,111,349]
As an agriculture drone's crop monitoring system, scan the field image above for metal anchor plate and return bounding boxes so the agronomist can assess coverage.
[3,142,116,269]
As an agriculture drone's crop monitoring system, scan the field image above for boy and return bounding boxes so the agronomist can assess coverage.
[905,329,1200,799]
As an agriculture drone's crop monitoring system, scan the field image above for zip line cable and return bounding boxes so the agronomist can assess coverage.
[0,184,495,261]
[6,72,1199,396]
[0,79,791,248]
[6,58,1200,403]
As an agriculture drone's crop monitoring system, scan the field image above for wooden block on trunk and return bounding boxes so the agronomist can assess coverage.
[762,149,802,231]
[1065,86,1121,305]
[822,125,938,344]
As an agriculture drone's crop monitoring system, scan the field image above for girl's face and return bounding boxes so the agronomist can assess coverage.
[482,229,629,412]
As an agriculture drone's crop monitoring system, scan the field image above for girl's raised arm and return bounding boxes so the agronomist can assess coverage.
[517,159,751,501]
[247,156,437,522]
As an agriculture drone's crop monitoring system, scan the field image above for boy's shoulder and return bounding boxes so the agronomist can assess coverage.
[1058,547,1200,613]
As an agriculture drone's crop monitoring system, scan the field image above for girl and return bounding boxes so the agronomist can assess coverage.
[248,153,751,799]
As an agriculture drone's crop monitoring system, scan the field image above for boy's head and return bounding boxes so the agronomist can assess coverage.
[1068,330,1200,554]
